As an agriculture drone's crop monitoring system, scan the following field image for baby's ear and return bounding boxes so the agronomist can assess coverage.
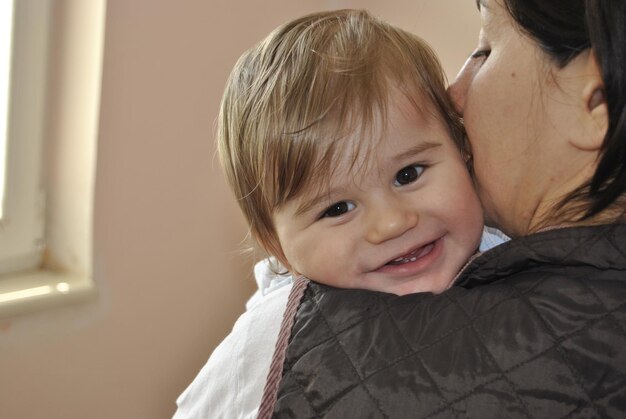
[576,51,608,151]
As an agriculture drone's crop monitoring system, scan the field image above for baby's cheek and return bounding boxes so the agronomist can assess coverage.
[307,251,346,287]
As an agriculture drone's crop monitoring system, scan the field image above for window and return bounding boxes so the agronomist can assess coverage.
[0,0,47,277]
[0,0,105,318]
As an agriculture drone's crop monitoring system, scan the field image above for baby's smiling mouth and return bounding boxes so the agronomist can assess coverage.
[386,242,436,265]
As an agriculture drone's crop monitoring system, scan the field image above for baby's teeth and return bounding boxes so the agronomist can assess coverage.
[394,255,417,264]
[390,244,434,265]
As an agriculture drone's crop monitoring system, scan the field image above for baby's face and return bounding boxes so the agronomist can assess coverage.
[273,93,483,295]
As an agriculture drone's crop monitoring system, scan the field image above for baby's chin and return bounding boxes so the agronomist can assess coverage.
[305,272,455,296]
[376,276,454,296]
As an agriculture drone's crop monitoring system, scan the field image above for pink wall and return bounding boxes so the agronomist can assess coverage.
[0,1,479,417]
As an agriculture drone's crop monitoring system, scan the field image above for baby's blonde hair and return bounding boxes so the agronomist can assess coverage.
[218,9,463,264]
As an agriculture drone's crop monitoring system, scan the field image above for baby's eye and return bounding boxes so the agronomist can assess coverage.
[321,201,356,218]
[394,164,425,186]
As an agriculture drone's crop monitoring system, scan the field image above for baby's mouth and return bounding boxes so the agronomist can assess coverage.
[387,243,435,265]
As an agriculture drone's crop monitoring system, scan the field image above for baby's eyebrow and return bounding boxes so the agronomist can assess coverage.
[392,142,441,161]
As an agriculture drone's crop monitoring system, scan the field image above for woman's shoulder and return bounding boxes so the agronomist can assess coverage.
[267,225,626,417]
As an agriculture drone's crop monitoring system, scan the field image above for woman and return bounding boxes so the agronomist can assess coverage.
[260,1,626,418]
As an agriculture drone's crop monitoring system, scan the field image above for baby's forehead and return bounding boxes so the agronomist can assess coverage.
[315,94,440,159]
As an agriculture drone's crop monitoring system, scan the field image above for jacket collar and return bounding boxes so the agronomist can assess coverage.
[457,223,626,287]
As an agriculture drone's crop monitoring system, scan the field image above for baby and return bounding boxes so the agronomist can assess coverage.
[175,9,490,418]
[218,9,484,296]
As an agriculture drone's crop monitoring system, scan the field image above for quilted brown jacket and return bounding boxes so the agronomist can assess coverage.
[259,224,626,418]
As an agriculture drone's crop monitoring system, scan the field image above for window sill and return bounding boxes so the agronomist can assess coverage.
[0,270,96,319]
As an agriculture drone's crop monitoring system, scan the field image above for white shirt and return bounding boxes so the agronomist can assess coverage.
[173,228,509,418]
[479,226,510,252]
[173,260,293,419]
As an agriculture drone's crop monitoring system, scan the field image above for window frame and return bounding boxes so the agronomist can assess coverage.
[0,0,49,276]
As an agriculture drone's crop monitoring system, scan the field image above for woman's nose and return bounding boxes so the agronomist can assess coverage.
[448,56,475,116]
[365,201,419,244]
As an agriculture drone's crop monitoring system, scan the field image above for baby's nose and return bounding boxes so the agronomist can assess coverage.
[365,202,418,244]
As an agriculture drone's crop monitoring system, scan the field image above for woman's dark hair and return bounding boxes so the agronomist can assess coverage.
[502,0,626,220]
